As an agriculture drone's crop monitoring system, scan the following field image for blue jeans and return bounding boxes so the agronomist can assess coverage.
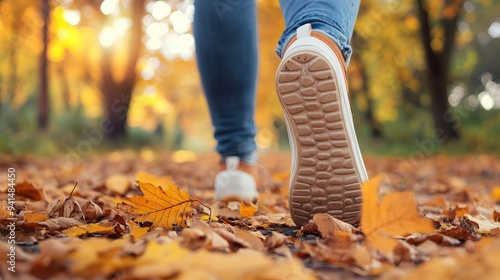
[193,0,360,162]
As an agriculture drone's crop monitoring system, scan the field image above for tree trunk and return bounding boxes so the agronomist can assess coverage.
[415,0,461,141]
[38,0,50,129]
[58,52,71,112]
[101,0,145,139]
[358,62,382,138]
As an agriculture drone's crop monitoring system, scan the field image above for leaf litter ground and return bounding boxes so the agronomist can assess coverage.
[1,152,499,279]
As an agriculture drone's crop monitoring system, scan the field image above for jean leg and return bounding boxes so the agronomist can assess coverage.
[193,0,258,160]
[276,0,360,64]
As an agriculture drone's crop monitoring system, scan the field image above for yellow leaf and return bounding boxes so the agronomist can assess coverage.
[239,201,257,218]
[200,215,218,222]
[105,174,130,194]
[361,175,434,253]
[127,221,149,240]
[63,223,115,237]
[0,201,12,219]
[119,181,193,229]
[491,186,500,201]
[24,213,49,223]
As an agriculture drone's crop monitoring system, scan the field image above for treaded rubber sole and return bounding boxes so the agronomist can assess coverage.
[276,50,363,227]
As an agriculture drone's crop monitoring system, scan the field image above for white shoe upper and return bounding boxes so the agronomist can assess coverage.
[214,156,259,201]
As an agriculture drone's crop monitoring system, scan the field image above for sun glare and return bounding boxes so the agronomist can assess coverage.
[62,9,81,26]
[99,27,116,48]
[100,0,118,16]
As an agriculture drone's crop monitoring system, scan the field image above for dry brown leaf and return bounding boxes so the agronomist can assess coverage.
[80,200,103,222]
[393,238,500,280]
[493,209,500,222]
[38,217,84,230]
[118,181,193,229]
[190,218,230,250]
[404,232,461,246]
[264,232,287,249]
[105,174,130,194]
[15,181,45,201]
[361,175,435,253]
[234,228,265,251]
[393,240,423,265]
[463,214,500,234]
[440,225,480,241]
[47,196,84,220]
[313,213,357,240]
[212,228,251,249]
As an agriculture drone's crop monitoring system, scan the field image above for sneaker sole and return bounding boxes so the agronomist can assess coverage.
[276,48,367,227]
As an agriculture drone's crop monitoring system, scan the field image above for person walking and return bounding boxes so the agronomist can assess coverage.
[193,0,368,226]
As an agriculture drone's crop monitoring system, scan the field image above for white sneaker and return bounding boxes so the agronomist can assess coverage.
[276,24,369,227]
[215,156,259,201]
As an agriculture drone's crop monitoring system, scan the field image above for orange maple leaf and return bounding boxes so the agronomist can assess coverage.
[119,181,193,229]
[361,175,434,253]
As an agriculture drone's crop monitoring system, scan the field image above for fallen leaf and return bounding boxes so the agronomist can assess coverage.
[463,214,500,234]
[212,228,251,249]
[297,220,320,237]
[234,228,266,251]
[118,181,193,229]
[15,181,45,201]
[393,240,422,265]
[440,224,480,241]
[63,223,115,237]
[453,204,468,218]
[23,213,49,223]
[127,221,150,240]
[38,217,84,230]
[404,232,461,246]
[493,209,499,222]
[392,238,500,280]
[189,218,230,250]
[130,247,315,280]
[491,186,500,201]
[313,213,358,240]
[80,200,103,222]
[361,175,435,253]
[0,200,12,219]
[47,196,84,220]
[239,201,257,218]
[105,174,130,194]
[264,232,287,249]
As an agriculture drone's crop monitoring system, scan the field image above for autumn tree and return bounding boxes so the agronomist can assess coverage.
[415,0,463,140]
[100,0,146,138]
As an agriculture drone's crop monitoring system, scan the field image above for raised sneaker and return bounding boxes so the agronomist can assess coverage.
[275,23,369,227]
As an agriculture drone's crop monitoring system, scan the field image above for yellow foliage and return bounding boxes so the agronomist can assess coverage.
[239,201,258,218]
[119,181,193,229]
[63,223,114,237]
[24,213,49,223]
[361,175,435,253]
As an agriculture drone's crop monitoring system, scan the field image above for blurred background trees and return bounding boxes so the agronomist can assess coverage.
[0,0,499,155]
